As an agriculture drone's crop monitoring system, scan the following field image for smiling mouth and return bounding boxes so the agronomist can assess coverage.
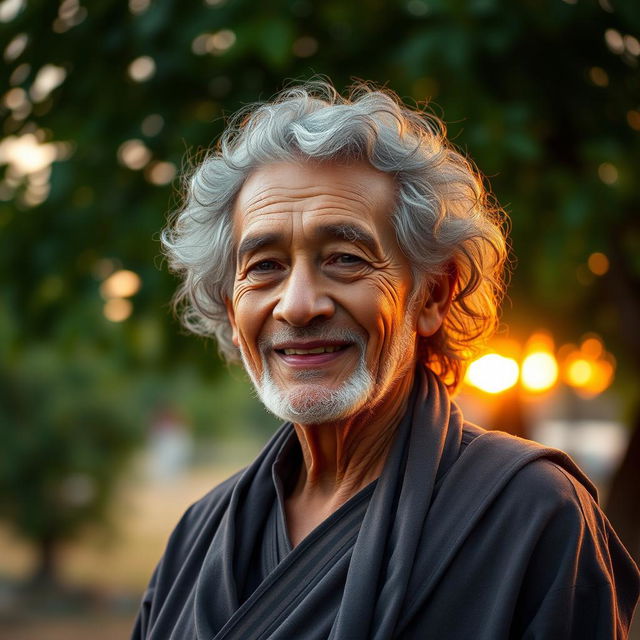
[279,345,346,355]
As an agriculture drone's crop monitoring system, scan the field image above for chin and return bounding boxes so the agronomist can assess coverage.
[257,367,374,425]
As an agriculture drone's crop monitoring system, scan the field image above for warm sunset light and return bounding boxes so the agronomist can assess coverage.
[562,335,616,397]
[565,356,615,396]
[489,337,521,359]
[581,335,604,359]
[566,358,593,387]
[465,353,519,394]
[520,331,558,393]
[464,331,614,396]
[524,331,554,353]
[521,351,559,393]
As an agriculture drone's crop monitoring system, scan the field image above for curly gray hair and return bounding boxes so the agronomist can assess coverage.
[162,81,509,391]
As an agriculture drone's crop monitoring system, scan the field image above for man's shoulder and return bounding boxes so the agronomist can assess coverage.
[456,423,599,511]
[500,452,598,520]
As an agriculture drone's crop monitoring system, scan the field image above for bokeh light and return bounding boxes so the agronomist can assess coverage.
[117,139,152,170]
[128,56,156,82]
[0,133,57,174]
[209,29,236,53]
[561,335,616,397]
[605,28,624,54]
[100,269,141,299]
[128,0,150,13]
[52,0,87,32]
[30,64,67,102]
[625,34,640,56]
[520,332,558,393]
[627,110,640,131]
[4,32,28,60]
[141,113,164,137]
[587,252,610,276]
[598,162,618,184]
[465,353,519,394]
[567,358,593,387]
[9,62,30,85]
[145,161,176,186]
[4,87,28,110]
[521,352,558,393]
[191,30,236,55]
[103,298,133,322]
[589,66,609,87]
[581,335,604,359]
[0,0,25,22]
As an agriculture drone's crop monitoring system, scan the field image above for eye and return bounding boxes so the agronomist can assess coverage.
[331,254,364,265]
[248,259,282,273]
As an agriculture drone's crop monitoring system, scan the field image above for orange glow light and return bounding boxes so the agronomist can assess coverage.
[465,354,519,394]
[587,252,610,276]
[562,336,616,397]
[567,358,593,387]
[524,331,554,352]
[581,335,604,359]
[521,351,559,393]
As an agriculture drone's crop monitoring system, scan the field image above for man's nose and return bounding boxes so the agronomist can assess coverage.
[272,264,335,326]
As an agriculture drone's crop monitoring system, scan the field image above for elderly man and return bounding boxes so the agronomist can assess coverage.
[133,82,639,639]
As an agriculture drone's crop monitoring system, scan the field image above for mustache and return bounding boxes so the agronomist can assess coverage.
[258,326,367,354]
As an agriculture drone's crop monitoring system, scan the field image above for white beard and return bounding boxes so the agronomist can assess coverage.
[257,341,374,424]
[240,321,417,425]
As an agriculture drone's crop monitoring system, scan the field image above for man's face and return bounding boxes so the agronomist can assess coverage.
[227,160,420,424]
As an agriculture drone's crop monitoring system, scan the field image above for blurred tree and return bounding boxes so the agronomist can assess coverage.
[0,346,143,585]
[1,0,639,563]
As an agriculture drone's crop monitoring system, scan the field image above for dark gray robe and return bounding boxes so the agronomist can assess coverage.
[132,368,640,639]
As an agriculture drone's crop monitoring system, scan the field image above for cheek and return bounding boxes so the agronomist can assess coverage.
[349,278,409,353]
[370,275,409,320]
[231,288,267,357]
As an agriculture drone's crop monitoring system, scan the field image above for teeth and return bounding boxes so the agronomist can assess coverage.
[283,346,341,355]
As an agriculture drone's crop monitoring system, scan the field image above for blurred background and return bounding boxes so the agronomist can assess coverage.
[1,0,640,637]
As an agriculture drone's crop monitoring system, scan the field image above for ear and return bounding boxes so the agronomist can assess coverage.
[417,265,457,338]
[225,298,240,347]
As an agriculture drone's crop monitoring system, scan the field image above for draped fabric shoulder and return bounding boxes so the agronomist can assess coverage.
[133,367,640,640]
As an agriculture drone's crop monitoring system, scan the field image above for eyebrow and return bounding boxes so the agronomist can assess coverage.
[322,223,379,255]
[237,232,282,263]
[236,223,380,263]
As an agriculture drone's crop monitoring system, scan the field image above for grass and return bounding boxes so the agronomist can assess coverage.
[0,447,260,639]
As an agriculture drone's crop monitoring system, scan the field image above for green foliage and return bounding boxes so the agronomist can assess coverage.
[2,0,638,344]
[0,345,143,544]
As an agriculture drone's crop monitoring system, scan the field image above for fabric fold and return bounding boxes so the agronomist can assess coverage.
[134,365,639,640]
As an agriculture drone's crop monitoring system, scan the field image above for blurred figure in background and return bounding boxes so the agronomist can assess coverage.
[147,407,192,482]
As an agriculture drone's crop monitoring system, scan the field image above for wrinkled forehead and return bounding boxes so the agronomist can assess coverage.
[231,159,397,240]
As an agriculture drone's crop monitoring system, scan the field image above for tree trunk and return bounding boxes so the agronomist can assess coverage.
[490,387,528,439]
[605,225,640,564]
[605,406,640,564]
[30,534,58,588]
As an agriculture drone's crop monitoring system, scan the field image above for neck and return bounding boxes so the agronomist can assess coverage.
[290,370,415,501]
[283,370,416,547]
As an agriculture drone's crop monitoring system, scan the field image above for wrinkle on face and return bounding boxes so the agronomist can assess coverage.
[228,159,418,416]
[241,180,382,217]
[222,160,458,515]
